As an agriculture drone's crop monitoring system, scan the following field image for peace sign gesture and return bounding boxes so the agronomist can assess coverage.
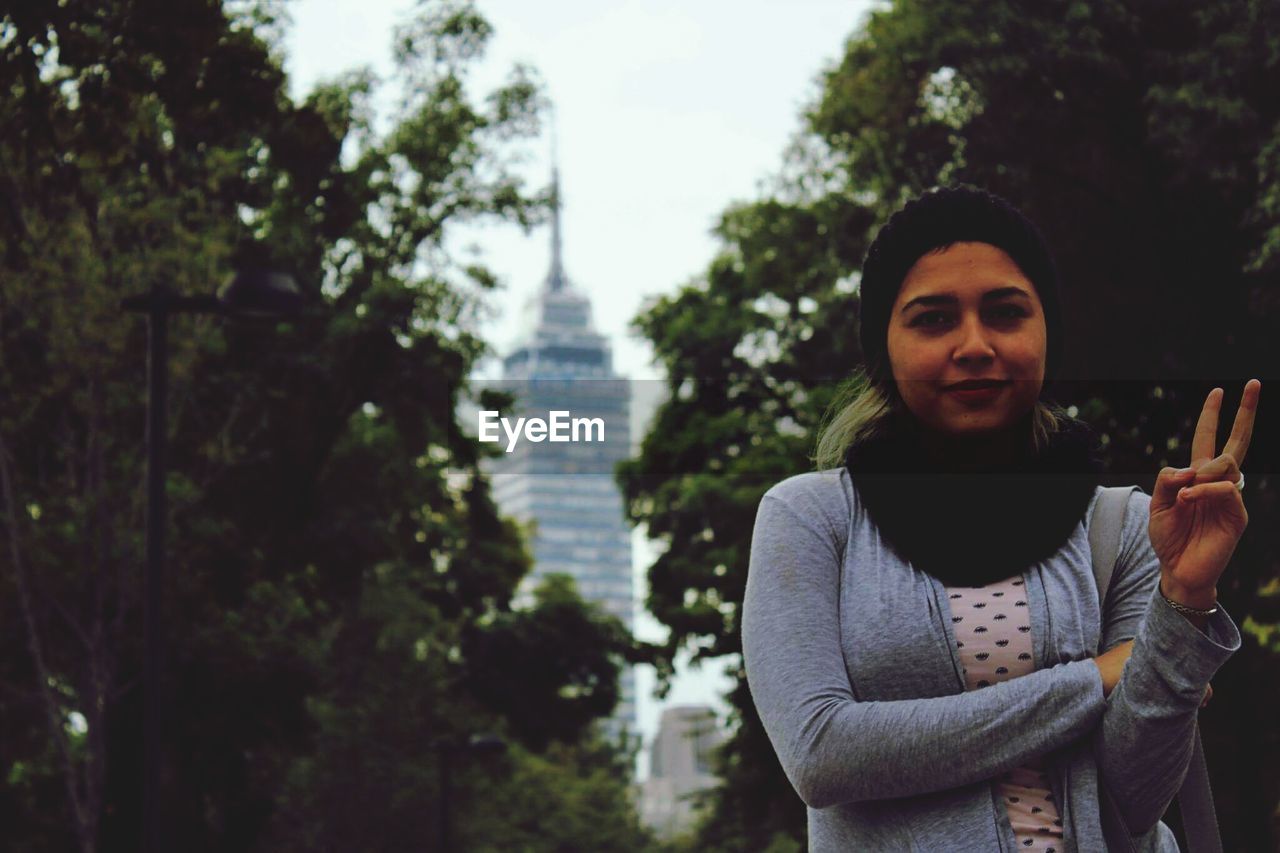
[1149,380,1262,603]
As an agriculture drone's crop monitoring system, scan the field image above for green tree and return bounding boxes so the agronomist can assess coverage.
[1,0,651,849]
[260,573,651,851]
[471,739,656,853]
[623,1,1280,849]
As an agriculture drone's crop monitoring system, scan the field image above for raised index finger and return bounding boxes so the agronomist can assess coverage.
[1190,387,1224,467]
[1222,379,1262,468]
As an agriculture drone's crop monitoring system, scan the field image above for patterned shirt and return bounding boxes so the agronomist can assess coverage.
[948,576,1064,851]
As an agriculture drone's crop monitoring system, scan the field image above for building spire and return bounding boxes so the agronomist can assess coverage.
[546,105,567,293]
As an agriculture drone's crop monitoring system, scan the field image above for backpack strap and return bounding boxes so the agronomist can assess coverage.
[1088,486,1136,631]
[1088,486,1223,853]
[1181,731,1223,853]
[1090,486,1141,853]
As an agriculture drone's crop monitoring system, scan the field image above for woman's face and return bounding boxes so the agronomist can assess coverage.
[886,241,1047,440]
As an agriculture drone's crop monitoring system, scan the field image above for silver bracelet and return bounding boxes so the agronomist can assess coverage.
[1159,586,1219,617]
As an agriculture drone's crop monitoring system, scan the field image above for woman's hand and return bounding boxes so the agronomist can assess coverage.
[1148,380,1261,605]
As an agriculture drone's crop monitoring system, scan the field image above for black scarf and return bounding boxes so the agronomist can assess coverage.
[844,407,1105,587]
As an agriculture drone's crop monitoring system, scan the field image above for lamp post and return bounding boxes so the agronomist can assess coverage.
[121,271,304,853]
[434,733,507,851]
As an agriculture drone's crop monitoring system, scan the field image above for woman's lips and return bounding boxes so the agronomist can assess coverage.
[945,381,1009,402]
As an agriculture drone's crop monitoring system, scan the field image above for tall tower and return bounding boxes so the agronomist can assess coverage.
[484,153,637,748]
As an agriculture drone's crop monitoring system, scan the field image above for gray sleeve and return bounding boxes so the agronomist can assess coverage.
[742,488,1107,809]
[1094,489,1241,835]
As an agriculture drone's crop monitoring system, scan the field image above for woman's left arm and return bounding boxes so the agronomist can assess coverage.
[1095,381,1259,835]
[1093,489,1241,835]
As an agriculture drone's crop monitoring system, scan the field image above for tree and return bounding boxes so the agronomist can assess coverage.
[1,0,650,849]
[260,573,650,851]
[622,1,1280,849]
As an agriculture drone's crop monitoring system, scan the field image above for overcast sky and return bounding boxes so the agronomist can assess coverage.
[284,0,874,774]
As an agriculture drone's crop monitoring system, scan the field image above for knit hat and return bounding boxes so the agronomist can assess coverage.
[858,186,1065,394]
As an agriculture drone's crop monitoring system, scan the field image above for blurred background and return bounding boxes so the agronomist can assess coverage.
[1,0,1277,850]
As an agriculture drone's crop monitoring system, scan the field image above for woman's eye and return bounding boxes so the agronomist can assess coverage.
[913,311,950,327]
[990,305,1027,320]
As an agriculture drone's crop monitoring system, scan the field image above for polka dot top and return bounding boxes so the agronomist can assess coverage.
[946,575,1064,852]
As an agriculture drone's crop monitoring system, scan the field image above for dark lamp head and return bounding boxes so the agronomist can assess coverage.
[218,269,305,318]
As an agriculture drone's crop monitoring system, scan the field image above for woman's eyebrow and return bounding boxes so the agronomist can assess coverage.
[900,287,1032,313]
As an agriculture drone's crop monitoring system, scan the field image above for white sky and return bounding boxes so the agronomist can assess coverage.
[284,0,874,777]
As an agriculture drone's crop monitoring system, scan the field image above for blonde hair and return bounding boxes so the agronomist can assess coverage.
[810,369,1068,471]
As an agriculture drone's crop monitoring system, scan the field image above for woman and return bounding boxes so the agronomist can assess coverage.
[741,186,1260,852]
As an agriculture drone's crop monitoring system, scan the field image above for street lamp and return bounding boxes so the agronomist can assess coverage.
[121,270,305,853]
[434,733,507,852]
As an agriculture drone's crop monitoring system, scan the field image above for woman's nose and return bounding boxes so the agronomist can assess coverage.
[953,314,996,362]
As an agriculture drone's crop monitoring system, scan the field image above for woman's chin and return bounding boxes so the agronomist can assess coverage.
[928,408,1030,439]
[939,411,1011,431]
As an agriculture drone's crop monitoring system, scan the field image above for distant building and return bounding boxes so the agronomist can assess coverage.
[479,159,637,747]
[640,705,725,839]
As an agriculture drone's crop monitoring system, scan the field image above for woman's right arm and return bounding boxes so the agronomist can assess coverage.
[742,490,1107,809]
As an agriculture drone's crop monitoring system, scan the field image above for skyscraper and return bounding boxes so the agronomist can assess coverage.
[482,159,638,747]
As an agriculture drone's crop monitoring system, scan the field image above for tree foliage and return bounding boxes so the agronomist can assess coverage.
[622,1,1280,850]
[0,0,649,849]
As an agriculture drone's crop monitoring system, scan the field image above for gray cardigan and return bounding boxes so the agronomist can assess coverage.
[742,468,1241,852]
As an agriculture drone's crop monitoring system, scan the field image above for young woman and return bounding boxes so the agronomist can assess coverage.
[742,186,1260,852]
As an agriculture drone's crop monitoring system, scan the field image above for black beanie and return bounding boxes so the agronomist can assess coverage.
[858,185,1065,393]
